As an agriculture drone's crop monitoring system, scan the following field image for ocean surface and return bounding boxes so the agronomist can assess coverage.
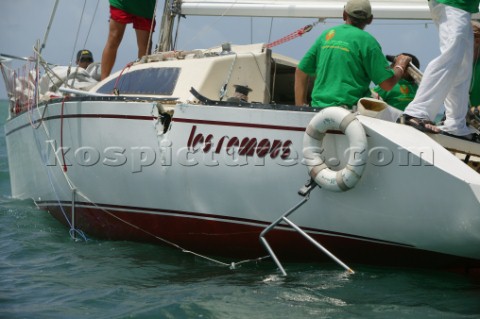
[0,99,479,319]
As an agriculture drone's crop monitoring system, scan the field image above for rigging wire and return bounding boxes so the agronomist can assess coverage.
[219,54,237,100]
[146,0,160,56]
[70,0,88,65]
[250,17,253,44]
[172,12,182,51]
[267,17,274,44]
[168,0,184,51]
[82,0,101,49]
[180,1,236,49]
[67,0,88,88]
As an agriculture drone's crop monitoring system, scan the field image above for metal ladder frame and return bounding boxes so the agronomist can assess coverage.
[259,179,354,276]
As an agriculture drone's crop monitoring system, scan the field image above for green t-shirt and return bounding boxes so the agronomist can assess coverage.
[471,60,480,106]
[373,79,418,111]
[435,0,480,13]
[109,0,156,19]
[298,24,393,108]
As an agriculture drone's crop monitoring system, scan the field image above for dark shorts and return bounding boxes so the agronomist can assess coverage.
[110,6,156,31]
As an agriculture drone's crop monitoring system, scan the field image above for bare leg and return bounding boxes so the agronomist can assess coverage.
[135,29,152,59]
[101,19,127,80]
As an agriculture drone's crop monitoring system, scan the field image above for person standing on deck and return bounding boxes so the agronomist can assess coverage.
[101,0,156,80]
[294,0,411,109]
[401,0,480,141]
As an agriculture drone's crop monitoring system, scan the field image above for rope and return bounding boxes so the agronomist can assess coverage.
[68,181,270,269]
[40,102,270,269]
[98,208,231,267]
[265,20,320,49]
[20,43,88,241]
[17,57,272,268]
[27,100,49,130]
[112,62,134,94]
[60,96,70,172]
[27,101,89,242]
[32,45,70,93]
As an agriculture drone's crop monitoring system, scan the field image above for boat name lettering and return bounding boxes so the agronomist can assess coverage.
[187,125,292,159]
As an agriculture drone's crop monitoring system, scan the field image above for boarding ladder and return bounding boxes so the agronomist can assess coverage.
[259,180,354,276]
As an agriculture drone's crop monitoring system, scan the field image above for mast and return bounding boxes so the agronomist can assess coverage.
[157,0,180,52]
[40,0,60,54]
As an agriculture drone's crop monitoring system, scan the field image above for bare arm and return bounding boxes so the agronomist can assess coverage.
[295,68,309,106]
[377,54,412,91]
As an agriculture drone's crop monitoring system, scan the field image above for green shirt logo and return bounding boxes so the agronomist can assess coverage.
[325,30,336,41]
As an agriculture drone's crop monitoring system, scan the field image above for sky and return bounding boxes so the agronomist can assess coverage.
[0,0,440,100]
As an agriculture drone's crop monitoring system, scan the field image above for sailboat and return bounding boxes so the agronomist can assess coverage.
[2,0,480,274]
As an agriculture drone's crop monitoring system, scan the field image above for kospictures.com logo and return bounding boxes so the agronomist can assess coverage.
[45,136,434,173]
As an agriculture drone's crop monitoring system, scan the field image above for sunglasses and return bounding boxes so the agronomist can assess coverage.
[80,57,93,63]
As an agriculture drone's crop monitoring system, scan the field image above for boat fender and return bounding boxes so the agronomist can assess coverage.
[303,107,368,192]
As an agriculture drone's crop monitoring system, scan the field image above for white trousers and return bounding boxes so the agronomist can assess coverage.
[404,0,474,135]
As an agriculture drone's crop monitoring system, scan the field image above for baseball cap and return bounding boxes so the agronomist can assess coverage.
[77,49,93,62]
[345,0,372,20]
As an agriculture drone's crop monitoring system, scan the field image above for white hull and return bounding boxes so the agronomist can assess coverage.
[5,96,480,268]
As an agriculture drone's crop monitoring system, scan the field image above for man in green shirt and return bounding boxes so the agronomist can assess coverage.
[467,20,480,129]
[372,53,420,111]
[470,21,480,108]
[471,55,480,108]
[295,0,411,109]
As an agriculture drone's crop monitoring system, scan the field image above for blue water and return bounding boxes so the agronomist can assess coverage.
[1,100,479,319]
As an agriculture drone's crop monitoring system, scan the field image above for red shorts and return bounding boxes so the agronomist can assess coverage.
[110,6,156,31]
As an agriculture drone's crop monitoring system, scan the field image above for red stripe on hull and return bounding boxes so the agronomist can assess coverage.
[172,117,306,132]
[43,204,480,270]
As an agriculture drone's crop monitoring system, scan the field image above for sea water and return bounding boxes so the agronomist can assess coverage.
[0,100,479,319]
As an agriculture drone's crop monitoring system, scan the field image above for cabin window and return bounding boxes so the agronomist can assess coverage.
[97,67,180,95]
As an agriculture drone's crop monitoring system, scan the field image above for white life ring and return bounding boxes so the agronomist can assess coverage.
[303,107,368,192]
